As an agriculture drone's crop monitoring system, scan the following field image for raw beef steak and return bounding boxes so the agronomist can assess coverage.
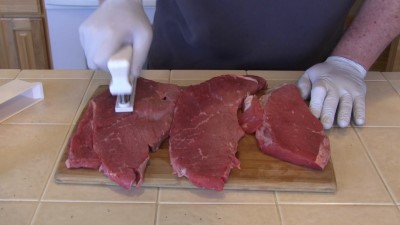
[238,95,264,134]
[241,84,330,170]
[66,78,181,189]
[66,104,101,169]
[169,75,267,191]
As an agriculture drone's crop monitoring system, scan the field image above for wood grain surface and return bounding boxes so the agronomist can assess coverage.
[55,85,336,193]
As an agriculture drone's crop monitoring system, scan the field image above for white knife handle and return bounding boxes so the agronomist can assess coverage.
[108,45,133,95]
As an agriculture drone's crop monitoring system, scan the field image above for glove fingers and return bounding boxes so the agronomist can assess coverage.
[92,37,123,72]
[297,73,312,100]
[309,81,327,119]
[320,91,339,130]
[353,95,366,125]
[131,29,153,77]
[337,94,353,128]
[79,24,99,70]
[78,19,119,71]
[85,42,102,70]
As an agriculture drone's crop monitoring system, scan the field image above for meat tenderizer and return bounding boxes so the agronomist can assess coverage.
[107,45,137,112]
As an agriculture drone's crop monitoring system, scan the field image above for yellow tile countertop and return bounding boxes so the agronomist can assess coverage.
[1,69,400,225]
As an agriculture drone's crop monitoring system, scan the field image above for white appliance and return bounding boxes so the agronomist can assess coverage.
[44,0,156,69]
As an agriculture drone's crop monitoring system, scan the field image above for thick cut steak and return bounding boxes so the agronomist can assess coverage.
[66,104,101,169]
[241,84,330,170]
[169,75,267,191]
[238,95,264,134]
[66,78,181,189]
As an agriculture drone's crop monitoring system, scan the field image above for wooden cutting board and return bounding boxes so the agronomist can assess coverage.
[55,86,336,193]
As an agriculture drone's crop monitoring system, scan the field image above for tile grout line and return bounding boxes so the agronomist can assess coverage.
[39,200,157,204]
[153,188,161,225]
[387,80,400,96]
[273,202,394,206]
[382,72,400,83]
[27,201,159,225]
[274,191,285,225]
[352,125,400,128]
[2,198,393,206]
[35,124,75,205]
[353,128,399,206]
[6,72,95,225]
[381,75,400,96]
[156,202,277,205]
[25,72,94,206]
[0,199,38,202]
[28,202,42,225]
[30,122,76,225]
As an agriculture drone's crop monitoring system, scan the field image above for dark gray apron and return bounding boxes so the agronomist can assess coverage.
[148,0,355,70]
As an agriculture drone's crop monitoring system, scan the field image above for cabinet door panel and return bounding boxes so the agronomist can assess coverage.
[0,0,41,15]
[386,37,400,72]
[0,18,49,69]
[15,30,37,69]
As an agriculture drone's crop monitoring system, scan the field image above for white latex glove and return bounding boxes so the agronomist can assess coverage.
[297,56,367,129]
[79,0,152,77]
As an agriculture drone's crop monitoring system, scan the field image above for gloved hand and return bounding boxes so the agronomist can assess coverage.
[297,56,367,129]
[79,0,152,77]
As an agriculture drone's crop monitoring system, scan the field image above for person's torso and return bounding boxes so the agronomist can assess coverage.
[148,0,355,70]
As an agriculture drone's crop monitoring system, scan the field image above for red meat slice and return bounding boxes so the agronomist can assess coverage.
[169,75,267,191]
[238,95,264,134]
[241,84,330,170]
[66,104,101,169]
[66,78,181,189]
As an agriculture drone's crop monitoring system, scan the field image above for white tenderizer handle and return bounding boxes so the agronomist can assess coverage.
[108,45,133,96]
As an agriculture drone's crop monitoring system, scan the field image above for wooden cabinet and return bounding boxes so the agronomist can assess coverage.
[0,0,41,15]
[0,18,49,69]
[387,37,400,71]
[0,0,50,69]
